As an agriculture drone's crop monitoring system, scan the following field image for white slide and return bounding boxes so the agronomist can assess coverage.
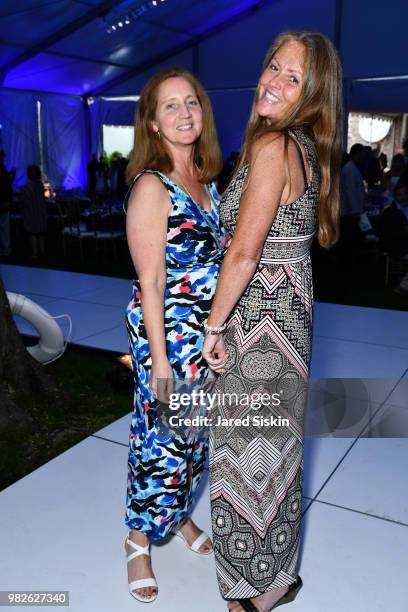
[7,291,67,364]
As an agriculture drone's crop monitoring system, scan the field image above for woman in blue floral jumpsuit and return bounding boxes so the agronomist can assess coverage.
[123,67,227,603]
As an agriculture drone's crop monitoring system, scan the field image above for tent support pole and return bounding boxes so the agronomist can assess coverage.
[82,96,92,168]
[343,78,350,151]
[401,114,408,147]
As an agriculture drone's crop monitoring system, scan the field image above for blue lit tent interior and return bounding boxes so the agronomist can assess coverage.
[0,0,407,189]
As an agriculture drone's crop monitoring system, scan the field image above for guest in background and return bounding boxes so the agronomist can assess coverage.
[403,137,408,167]
[0,150,14,258]
[95,156,109,196]
[109,153,121,197]
[116,155,128,200]
[364,148,383,188]
[340,143,377,251]
[341,143,366,219]
[384,153,406,194]
[341,150,350,168]
[379,152,388,174]
[217,150,239,194]
[87,154,98,192]
[378,175,408,295]
[19,165,47,259]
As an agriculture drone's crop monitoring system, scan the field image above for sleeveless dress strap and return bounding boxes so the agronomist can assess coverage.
[290,134,308,190]
[122,169,171,214]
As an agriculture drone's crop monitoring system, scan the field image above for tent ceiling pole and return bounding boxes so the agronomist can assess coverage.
[401,114,408,147]
[334,0,347,147]
[47,49,133,69]
[0,35,168,70]
[90,0,266,97]
[353,74,408,82]
[0,0,119,85]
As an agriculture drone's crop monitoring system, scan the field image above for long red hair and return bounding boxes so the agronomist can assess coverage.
[126,68,222,184]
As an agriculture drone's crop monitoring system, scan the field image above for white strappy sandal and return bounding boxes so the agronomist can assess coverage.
[124,532,158,603]
[171,521,213,555]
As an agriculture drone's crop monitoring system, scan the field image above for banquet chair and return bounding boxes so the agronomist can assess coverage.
[91,212,125,260]
[60,198,95,261]
[384,252,408,288]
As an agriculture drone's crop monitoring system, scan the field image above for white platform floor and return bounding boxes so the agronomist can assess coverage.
[1,264,407,611]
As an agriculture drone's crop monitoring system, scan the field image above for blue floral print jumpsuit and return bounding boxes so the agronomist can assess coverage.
[124,170,227,541]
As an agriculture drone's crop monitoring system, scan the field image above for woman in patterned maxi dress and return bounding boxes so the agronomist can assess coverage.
[202,32,343,612]
[123,68,227,603]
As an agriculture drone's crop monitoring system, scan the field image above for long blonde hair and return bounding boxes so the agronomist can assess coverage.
[126,68,222,184]
[239,31,343,247]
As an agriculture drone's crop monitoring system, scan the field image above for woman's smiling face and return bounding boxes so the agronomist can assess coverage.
[151,76,203,147]
[256,40,305,122]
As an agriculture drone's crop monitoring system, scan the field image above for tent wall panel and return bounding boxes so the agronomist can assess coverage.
[350,79,408,114]
[0,1,95,48]
[2,0,408,190]
[0,91,40,187]
[98,100,136,126]
[341,0,408,80]
[209,89,254,158]
[3,53,128,96]
[198,0,336,89]
[89,98,137,157]
[0,43,24,65]
[97,1,336,158]
[39,95,87,189]
[102,50,194,97]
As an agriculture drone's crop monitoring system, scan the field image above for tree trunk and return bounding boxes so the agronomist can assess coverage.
[0,274,61,433]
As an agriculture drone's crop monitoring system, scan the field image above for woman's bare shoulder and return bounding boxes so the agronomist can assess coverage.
[248,132,286,174]
[248,132,285,164]
[127,171,170,212]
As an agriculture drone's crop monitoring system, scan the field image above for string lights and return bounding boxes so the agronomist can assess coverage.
[107,0,167,33]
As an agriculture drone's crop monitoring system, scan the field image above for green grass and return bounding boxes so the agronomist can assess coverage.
[0,344,132,492]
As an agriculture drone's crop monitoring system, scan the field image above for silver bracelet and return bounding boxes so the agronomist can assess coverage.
[203,318,227,335]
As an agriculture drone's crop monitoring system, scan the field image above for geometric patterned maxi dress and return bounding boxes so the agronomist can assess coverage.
[124,169,227,542]
[209,128,320,599]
